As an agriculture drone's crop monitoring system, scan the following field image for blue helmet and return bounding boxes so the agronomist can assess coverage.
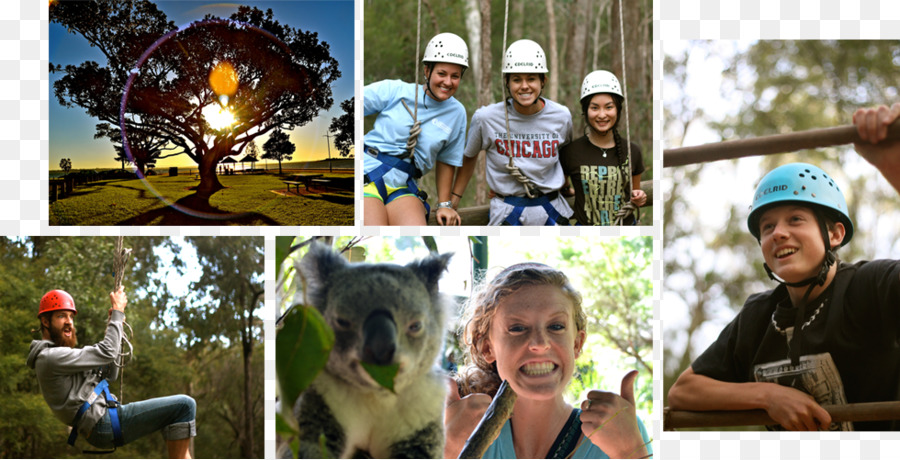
[747,162,853,247]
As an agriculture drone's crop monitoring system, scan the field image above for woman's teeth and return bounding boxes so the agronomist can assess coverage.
[522,362,555,375]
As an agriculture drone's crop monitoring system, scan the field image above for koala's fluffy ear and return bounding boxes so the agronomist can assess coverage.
[406,252,453,295]
[299,242,348,309]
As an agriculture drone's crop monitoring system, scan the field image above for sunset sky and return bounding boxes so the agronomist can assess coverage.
[49,0,355,171]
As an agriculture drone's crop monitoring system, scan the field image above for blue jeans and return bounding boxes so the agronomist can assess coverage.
[85,394,196,448]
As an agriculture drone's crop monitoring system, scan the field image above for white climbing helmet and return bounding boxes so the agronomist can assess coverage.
[422,33,469,68]
[501,39,548,74]
[580,70,622,100]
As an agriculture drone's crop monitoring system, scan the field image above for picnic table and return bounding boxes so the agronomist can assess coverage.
[283,174,323,194]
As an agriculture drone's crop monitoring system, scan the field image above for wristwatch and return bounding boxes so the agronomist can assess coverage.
[437,201,453,209]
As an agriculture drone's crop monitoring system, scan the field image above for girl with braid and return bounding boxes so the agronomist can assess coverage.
[560,71,646,225]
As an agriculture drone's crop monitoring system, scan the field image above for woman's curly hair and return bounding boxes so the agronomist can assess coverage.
[455,263,586,397]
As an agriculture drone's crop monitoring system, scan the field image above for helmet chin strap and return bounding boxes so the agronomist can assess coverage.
[761,213,837,366]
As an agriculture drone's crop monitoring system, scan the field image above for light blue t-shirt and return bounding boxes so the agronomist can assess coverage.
[482,410,652,459]
[363,80,467,188]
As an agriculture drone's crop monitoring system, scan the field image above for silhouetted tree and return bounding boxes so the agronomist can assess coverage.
[59,158,72,173]
[261,129,295,175]
[328,97,354,157]
[51,1,340,204]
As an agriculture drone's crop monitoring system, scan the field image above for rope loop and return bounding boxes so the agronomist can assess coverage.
[401,99,422,159]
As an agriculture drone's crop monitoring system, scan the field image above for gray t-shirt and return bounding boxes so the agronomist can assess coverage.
[464,98,574,225]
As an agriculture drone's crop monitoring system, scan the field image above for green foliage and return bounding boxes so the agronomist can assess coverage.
[275,236,297,282]
[276,305,335,409]
[360,362,400,393]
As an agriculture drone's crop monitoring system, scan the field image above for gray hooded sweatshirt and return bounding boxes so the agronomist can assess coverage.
[26,310,125,437]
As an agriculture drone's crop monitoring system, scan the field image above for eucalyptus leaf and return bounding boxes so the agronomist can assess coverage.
[360,361,400,393]
[276,412,298,438]
[276,305,334,409]
[275,236,295,281]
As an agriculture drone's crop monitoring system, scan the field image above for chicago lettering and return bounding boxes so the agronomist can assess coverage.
[494,139,560,158]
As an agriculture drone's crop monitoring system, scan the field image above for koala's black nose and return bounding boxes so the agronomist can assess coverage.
[362,310,397,366]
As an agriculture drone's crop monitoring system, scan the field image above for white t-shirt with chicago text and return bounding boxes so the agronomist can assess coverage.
[464,98,574,224]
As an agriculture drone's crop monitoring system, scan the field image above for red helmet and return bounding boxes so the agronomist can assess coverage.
[39,290,77,318]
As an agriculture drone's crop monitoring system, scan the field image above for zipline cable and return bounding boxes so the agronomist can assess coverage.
[664,121,900,168]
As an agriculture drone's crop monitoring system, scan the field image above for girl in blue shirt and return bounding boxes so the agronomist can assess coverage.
[446,263,652,458]
[363,33,469,226]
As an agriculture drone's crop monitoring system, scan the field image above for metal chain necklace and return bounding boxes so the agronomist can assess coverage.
[771,298,827,336]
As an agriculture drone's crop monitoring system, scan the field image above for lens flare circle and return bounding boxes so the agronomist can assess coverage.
[119,18,292,221]
[210,61,239,100]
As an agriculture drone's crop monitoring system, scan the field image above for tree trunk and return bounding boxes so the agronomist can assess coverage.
[544,0,558,101]
[465,0,481,90]
[511,0,524,42]
[197,148,227,199]
[565,0,590,105]
[277,159,283,175]
[242,330,254,458]
[475,0,492,206]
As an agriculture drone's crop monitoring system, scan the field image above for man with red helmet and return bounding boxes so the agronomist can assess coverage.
[27,287,197,458]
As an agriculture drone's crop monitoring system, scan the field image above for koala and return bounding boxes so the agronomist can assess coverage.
[293,242,452,459]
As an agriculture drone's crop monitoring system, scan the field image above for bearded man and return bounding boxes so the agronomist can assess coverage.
[27,288,197,458]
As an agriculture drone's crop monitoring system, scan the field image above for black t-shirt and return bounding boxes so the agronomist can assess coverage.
[692,260,900,431]
[559,135,645,225]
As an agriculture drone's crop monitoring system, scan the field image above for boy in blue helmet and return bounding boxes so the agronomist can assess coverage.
[668,103,900,431]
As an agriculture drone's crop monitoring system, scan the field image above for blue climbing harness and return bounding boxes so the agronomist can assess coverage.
[68,379,124,451]
[500,191,570,226]
[364,145,430,217]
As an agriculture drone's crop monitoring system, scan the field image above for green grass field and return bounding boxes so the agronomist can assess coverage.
[49,173,354,226]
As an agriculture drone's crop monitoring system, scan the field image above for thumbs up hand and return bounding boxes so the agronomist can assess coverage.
[579,370,649,459]
[443,377,493,458]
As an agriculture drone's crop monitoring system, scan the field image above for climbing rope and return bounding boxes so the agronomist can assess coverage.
[112,236,134,401]
[402,0,423,160]
[612,0,638,225]
[500,0,538,199]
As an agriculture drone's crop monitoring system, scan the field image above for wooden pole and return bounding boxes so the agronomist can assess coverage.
[664,401,900,430]
[664,122,900,168]
[428,179,654,226]
[458,380,518,459]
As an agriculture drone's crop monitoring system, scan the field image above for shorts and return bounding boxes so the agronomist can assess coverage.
[363,182,417,203]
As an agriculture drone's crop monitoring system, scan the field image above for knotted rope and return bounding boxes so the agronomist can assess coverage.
[500,0,538,199]
[112,236,134,401]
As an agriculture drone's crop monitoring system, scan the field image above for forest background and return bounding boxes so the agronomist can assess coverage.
[0,237,264,458]
[662,40,900,429]
[363,0,653,214]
